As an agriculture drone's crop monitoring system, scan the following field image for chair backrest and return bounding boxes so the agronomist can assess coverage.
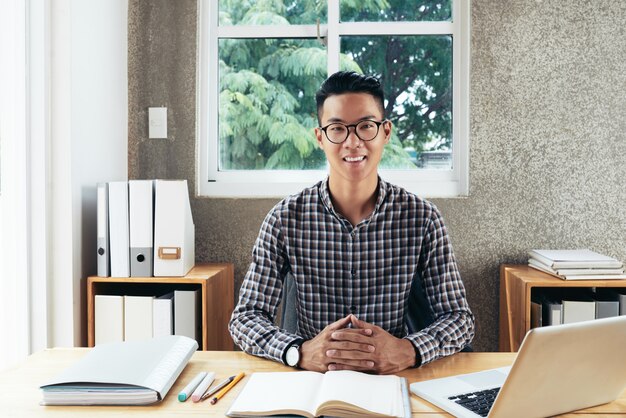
[280,272,299,334]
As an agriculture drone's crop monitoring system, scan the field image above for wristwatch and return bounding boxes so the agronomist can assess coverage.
[285,344,301,368]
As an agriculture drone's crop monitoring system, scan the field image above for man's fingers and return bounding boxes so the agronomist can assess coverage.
[331,340,375,352]
[326,315,353,331]
[350,315,363,327]
[326,342,374,357]
[328,360,375,371]
[331,328,372,340]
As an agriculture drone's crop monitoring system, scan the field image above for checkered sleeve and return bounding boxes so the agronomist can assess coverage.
[228,208,301,364]
[405,205,475,365]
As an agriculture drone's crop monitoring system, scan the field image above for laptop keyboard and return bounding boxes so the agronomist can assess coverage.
[448,387,500,417]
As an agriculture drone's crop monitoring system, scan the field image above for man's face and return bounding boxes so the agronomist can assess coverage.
[315,92,391,186]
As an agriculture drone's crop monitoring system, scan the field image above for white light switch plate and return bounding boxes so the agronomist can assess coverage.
[148,107,167,139]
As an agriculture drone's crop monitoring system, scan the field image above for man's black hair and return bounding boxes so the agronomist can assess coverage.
[315,71,385,124]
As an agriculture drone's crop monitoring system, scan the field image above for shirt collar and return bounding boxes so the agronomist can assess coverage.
[318,176,389,221]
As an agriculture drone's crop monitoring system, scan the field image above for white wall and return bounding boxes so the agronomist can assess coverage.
[48,0,128,348]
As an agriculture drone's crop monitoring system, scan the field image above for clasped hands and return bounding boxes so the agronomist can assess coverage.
[298,314,416,375]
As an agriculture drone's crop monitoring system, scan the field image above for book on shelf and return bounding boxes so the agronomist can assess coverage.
[40,335,198,405]
[226,371,409,418]
[528,250,626,280]
[528,249,623,270]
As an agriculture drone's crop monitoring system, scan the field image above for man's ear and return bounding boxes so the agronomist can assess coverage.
[315,127,324,148]
[383,120,392,143]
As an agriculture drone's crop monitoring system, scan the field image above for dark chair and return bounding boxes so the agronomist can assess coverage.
[280,271,472,352]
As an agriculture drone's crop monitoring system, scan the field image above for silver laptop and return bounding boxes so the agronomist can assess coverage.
[410,315,626,418]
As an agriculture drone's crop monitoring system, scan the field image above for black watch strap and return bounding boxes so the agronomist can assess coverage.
[283,338,305,364]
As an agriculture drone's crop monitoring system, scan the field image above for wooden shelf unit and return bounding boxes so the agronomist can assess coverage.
[87,263,234,350]
[499,264,626,352]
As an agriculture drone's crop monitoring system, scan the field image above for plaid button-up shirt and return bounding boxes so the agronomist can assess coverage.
[229,177,474,366]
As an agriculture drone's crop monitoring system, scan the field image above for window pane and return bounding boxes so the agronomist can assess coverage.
[219,0,327,26]
[341,35,453,170]
[219,38,327,170]
[340,0,451,22]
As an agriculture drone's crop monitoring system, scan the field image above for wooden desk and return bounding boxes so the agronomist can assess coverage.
[1,349,624,417]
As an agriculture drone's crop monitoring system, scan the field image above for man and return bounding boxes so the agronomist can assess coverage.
[229,71,474,374]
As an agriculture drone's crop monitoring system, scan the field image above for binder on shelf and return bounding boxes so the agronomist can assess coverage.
[124,295,154,341]
[543,298,563,326]
[153,291,174,338]
[174,289,200,346]
[96,183,110,277]
[594,289,620,319]
[95,295,124,345]
[108,181,130,277]
[129,180,155,277]
[596,299,620,319]
[561,289,596,325]
[530,298,543,329]
[153,180,195,277]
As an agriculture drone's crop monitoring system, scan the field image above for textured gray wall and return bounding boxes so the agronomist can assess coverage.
[128,0,626,351]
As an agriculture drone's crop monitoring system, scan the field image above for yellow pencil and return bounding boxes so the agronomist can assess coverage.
[210,372,245,405]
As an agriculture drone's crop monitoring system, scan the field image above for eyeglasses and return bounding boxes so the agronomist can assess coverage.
[318,119,387,144]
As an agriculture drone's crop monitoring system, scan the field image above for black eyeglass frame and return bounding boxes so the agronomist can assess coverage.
[318,119,388,144]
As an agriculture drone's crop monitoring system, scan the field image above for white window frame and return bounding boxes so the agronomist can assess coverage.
[197,0,469,198]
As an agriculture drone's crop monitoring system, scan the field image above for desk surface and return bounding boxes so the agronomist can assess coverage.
[1,349,624,417]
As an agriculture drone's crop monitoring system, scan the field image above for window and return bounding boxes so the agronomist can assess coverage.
[197,0,469,197]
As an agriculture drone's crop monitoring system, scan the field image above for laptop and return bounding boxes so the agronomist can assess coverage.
[410,315,626,418]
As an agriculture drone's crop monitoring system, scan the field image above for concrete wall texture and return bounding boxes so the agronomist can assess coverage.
[128,0,626,351]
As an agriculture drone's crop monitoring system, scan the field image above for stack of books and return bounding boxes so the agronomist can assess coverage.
[528,249,626,280]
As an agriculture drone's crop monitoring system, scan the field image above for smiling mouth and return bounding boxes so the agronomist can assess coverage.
[344,156,365,162]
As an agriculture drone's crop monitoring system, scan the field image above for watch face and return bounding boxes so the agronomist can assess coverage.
[286,346,299,367]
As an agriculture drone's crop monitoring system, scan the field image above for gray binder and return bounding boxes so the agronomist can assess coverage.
[129,180,154,277]
[96,183,110,277]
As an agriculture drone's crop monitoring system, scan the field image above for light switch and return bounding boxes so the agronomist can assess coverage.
[148,107,167,139]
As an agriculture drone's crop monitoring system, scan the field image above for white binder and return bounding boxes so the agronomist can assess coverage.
[174,289,201,346]
[153,291,174,337]
[153,180,195,276]
[108,181,130,277]
[124,295,154,341]
[94,295,124,345]
[96,183,110,277]
[129,180,154,277]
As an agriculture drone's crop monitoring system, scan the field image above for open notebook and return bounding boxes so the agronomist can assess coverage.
[227,370,410,418]
[410,315,626,418]
[40,335,198,405]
